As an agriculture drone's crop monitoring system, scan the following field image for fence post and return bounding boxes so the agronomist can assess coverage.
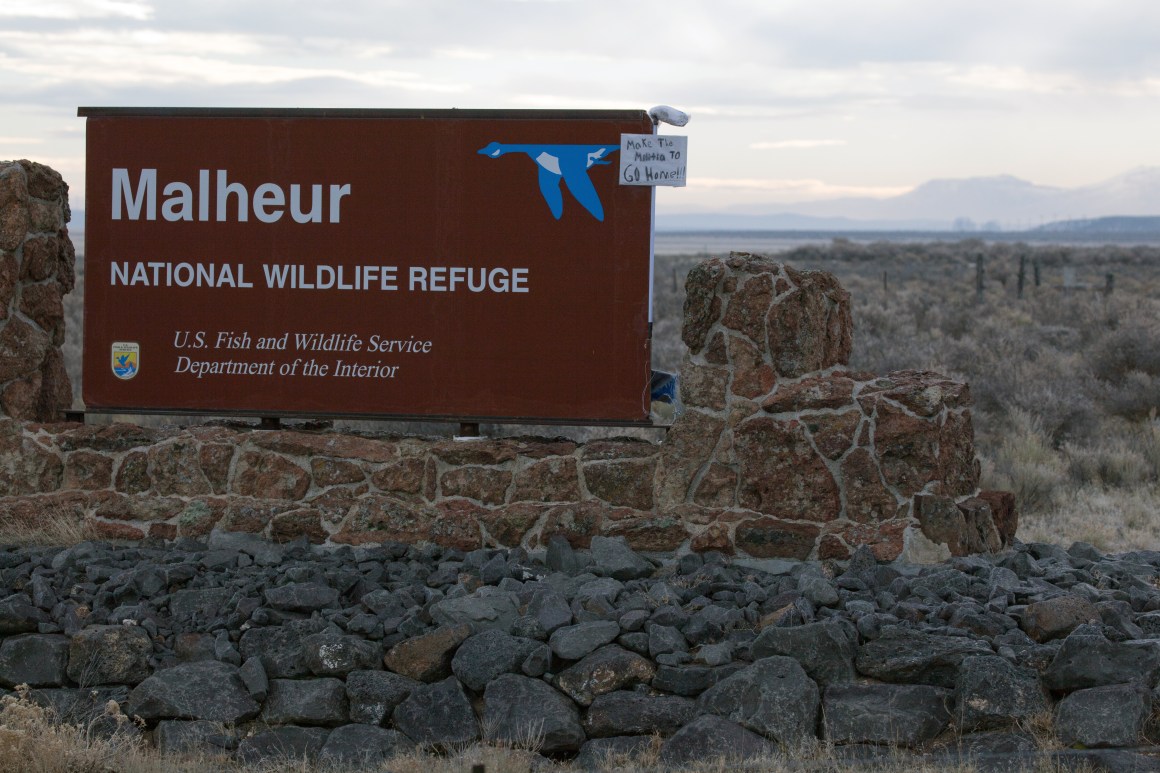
[1033,258,1041,288]
[1105,273,1115,297]
[975,254,984,303]
[1017,255,1026,300]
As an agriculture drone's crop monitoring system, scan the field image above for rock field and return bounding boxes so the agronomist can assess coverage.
[0,532,1159,770]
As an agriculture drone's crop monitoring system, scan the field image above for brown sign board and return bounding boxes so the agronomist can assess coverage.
[78,108,655,424]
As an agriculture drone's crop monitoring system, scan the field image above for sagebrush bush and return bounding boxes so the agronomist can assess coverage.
[1097,371,1160,422]
[982,410,1067,513]
[936,318,1099,447]
[1086,323,1160,384]
[1064,438,1152,489]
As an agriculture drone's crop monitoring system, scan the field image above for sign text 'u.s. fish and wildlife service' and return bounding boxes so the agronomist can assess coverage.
[78,108,656,423]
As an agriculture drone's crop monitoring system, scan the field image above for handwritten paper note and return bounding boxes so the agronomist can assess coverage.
[619,134,687,187]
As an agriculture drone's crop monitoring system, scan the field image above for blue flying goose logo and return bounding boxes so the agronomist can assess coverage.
[478,142,618,221]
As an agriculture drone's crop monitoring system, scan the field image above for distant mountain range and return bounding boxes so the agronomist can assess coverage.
[657,167,1160,232]
[1034,215,1160,233]
[68,167,1160,236]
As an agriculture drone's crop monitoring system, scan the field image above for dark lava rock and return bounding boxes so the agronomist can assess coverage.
[590,536,653,580]
[0,633,69,687]
[528,589,573,635]
[383,623,473,682]
[751,619,857,686]
[0,594,44,635]
[955,655,1048,732]
[647,623,688,658]
[346,669,419,725]
[263,582,340,612]
[260,677,348,727]
[238,622,317,679]
[236,726,330,764]
[238,655,268,702]
[317,723,415,766]
[582,689,697,738]
[823,683,951,747]
[855,626,992,688]
[169,588,231,623]
[428,591,520,632]
[302,633,380,677]
[126,661,260,724]
[945,730,1039,756]
[1021,595,1102,642]
[482,673,585,753]
[652,663,745,697]
[1,514,1160,769]
[660,714,778,767]
[451,629,541,692]
[1056,683,1152,748]
[555,644,656,706]
[67,624,153,686]
[549,620,621,660]
[391,676,479,749]
[1043,625,1160,691]
[697,656,819,748]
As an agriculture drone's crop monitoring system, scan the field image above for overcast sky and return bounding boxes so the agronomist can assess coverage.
[4,0,1160,215]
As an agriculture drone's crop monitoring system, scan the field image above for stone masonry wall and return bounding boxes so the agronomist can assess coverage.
[656,254,1015,562]
[0,160,74,422]
[0,215,1014,560]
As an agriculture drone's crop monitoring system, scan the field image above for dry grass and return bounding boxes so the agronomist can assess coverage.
[0,505,101,547]
[0,680,1113,773]
[0,686,154,773]
[1017,485,1160,552]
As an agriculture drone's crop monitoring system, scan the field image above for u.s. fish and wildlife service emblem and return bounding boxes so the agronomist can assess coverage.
[111,341,139,380]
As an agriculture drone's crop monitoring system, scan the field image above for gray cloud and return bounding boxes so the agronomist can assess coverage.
[5,0,1160,213]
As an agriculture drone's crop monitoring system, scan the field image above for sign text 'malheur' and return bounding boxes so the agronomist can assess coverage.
[111,169,352,223]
